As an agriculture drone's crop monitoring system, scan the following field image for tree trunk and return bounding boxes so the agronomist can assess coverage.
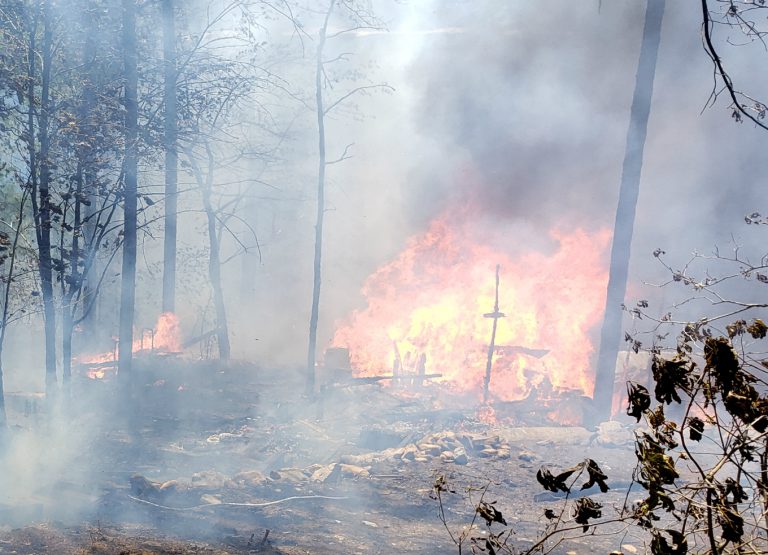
[306,0,335,396]
[61,161,83,385]
[37,0,58,394]
[191,145,230,360]
[118,0,139,384]
[592,0,664,422]
[161,0,178,314]
[0,191,29,428]
[78,0,99,349]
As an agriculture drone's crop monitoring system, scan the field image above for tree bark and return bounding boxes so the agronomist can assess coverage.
[118,0,139,384]
[78,0,99,349]
[189,145,230,360]
[592,0,664,423]
[0,191,29,428]
[161,0,178,314]
[61,159,83,385]
[306,0,335,396]
[37,0,58,394]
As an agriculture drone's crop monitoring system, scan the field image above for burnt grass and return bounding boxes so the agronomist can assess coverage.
[0,360,642,554]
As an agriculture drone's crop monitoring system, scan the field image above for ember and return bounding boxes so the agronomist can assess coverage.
[332,211,611,404]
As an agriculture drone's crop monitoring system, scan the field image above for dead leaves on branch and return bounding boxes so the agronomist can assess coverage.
[627,382,651,422]
[572,498,602,532]
[725,318,768,339]
[650,529,688,555]
[686,416,704,442]
[705,336,768,432]
[652,356,694,405]
[536,459,609,495]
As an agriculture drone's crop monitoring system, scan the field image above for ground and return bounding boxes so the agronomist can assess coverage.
[0,360,645,554]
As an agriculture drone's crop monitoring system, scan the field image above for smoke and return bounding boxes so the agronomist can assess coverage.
[2,0,768,543]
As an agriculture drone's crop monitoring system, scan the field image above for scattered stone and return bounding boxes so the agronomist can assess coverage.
[621,544,638,554]
[338,464,370,478]
[200,494,222,505]
[269,468,307,483]
[401,445,418,461]
[419,443,442,456]
[310,464,337,483]
[454,447,469,465]
[457,434,474,451]
[518,451,537,462]
[190,470,230,490]
[362,520,378,528]
[233,470,266,487]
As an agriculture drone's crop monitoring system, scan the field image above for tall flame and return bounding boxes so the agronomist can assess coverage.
[332,212,611,402]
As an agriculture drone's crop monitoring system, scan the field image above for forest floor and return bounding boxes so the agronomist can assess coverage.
[0,360,646,554]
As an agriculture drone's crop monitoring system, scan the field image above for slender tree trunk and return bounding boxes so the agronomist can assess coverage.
[38,0,58,394]
[118,0,139,384]
[79,0,99,348]
[0,192,29,428]
[203,198,230,361]
[190,145,230,360]
[592,0,664,422]
[161,0,178,314]
[61,162,82,384]
[307,0,335,396]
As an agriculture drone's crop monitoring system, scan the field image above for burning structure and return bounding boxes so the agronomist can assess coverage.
[332,210,612,410]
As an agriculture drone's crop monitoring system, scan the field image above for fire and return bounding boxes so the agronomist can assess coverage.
[78,312,182,378]
[331,211,611,403]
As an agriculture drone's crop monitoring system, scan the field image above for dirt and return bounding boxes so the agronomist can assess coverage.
[0,361,646,554]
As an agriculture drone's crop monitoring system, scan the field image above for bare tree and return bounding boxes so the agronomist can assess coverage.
[306,0,392,395]
[161,0,178,314]
[701,0,768,131]
[118,0,139,383]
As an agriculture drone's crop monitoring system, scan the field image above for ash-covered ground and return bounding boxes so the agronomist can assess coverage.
[0,360,647,554]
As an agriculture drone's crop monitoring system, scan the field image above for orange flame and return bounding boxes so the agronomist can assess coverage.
[331,212,611,402]
[78,312,182,378]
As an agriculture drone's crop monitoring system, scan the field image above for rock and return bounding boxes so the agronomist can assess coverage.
[270,468,307,483]
[518,451,537,462]
[419,443,442,456]
[496,449,511,459]
[338,464,370,478]
[414,456,429,463]
[159,479,183,494]
[305,464,324,475]
[233,470,267,487]
[362,520,378,528]
[340,453,377,466]
[191,470,230,490]
[200,494,222,505]
[402,445,418,461]
[479,448,497,458]
[310,464,338,483]
[621,544,638,554]
[454,447,469,465]
[456,434,474,452]
[130,475,162,498]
